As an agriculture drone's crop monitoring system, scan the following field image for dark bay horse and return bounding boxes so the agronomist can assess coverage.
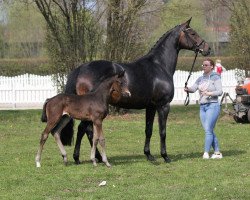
[36,70,130,167]
[61,18,211,164]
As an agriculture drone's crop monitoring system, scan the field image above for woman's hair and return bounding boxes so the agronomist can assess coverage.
[204,58,215,68]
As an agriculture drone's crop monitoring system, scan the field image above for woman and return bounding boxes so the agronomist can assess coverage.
[184,58,223,159]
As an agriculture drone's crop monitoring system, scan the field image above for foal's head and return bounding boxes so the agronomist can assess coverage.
[110,71,131,103]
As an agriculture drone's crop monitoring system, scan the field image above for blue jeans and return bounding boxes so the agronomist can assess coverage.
[200,102,220,152]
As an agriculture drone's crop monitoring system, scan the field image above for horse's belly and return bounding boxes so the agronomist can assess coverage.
[112,96,150,109]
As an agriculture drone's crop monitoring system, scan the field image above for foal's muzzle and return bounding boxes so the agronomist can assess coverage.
[123,89,131,97]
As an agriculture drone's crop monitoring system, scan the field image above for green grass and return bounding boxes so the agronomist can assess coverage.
[0,105,249,200]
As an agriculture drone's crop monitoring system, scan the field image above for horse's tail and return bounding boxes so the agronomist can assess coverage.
[60,118,74,146]
[58,65,81,146]
[41,98,50,122]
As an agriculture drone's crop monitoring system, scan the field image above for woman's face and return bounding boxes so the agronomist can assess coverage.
[202,60,214,74]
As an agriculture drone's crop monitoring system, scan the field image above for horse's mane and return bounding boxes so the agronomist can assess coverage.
[148,25,181,54]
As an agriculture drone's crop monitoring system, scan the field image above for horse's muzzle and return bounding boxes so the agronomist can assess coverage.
[200,43,211,56]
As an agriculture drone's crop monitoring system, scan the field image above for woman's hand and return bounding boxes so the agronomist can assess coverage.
[184,87,189,93]
[201,91,213,96]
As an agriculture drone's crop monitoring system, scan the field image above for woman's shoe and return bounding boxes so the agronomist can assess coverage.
[203,152,209,159]
[211,152,223,159]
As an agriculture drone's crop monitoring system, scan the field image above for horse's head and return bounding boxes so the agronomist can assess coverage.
[178,18,211,56]
[110,71,131,103]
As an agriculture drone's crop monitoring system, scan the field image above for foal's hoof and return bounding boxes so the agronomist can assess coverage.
[105,162,112,168]
[36,161,41,168]
[92,158,98,167]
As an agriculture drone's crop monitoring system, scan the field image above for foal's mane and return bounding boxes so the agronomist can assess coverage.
[89,75,117,93]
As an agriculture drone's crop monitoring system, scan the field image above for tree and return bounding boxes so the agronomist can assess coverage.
[218,0,250,73]
[31,0,103,90]
[104,0,148,62]
[0,1,45,58]
[201,0,231,55]
[155,0,207,56]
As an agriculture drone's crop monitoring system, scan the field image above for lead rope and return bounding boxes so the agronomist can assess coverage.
[184,51,199,106]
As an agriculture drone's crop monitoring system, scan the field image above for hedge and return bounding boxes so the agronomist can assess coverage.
[0,58,52,76]
[176,56,238,71]
[0,57,238,76]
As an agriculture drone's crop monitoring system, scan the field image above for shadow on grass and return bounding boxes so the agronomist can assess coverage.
[170,149,246,162]
[64,149,246,167]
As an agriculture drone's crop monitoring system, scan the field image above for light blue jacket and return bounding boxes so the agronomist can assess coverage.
[188,72,223,104]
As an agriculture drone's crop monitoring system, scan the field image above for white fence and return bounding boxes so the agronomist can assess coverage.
[0,70,238,109]
[0,74,57,109]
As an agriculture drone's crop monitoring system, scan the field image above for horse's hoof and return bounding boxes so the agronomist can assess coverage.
[146,154,156,161]
[73,155,80,163]
[93,162,97,167]
[36,162,41,168]
[163,156,171,163]
[74,160,81,165]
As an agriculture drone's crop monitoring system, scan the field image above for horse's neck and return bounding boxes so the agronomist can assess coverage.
[143,27,181,75]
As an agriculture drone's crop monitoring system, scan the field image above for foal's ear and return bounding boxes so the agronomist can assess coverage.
[117,69,125,78]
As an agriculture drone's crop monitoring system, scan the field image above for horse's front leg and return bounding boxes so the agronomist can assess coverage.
[144,106,156,161]
[90,123,99,167]
[157,103,171,163]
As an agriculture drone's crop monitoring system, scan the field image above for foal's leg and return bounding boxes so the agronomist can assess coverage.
[90,121,111,167]
[85,122,102,162]
[35,124,53,167]
[157,103,171,163]
[54,132,68,165]
[97,124,111,167]
[73,121,102,164]
[144,106,157,161]
[90,123,99,166]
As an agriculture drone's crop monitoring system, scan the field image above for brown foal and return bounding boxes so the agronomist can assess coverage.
[35,72,130,167]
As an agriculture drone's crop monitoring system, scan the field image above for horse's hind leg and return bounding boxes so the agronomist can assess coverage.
[73,121,88,164]
[157,103,171,163]
[144,106,156,161]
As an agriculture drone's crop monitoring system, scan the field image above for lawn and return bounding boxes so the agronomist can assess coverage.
[0,105,249,200]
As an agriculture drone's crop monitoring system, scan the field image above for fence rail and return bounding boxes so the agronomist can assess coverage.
[0,70,238,109]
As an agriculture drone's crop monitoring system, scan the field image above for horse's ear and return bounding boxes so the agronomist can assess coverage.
[118,69,125,78]
[181,17,192,28]
[113,63,124,75]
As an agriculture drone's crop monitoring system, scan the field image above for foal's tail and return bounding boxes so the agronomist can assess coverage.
[41,98,50,122]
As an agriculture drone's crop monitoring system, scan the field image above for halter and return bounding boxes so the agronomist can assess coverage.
[182,28,205,52]
[180,27,203,106]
